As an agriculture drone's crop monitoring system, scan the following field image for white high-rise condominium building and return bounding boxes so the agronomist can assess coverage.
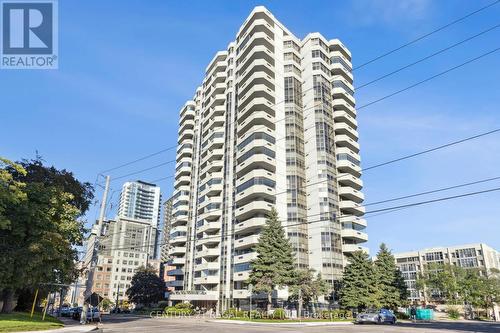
[167,6,366,311]
[118,180,162,228]
[394,243,500,302]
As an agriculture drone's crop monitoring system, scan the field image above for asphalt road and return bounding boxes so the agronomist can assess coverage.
[97,315,500,333]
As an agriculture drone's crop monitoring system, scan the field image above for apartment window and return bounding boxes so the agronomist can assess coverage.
[284,76,302,106]
[236,177,275,193]
[337,153,360,166]
[237,132,275,151]
[237,146,275,164]
[332,80,354,96]
[311,49,329,64]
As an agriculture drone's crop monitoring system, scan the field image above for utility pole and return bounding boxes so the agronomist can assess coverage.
[115,284,120,312]
[85,175,111,299]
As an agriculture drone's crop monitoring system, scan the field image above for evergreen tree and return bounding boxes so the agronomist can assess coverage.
[374,243,408,310]
[126,265,165,307]
[338,251,379,311]
[248,208,296,311]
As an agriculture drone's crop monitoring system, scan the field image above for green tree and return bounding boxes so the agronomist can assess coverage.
[0,157,92,313]
[374,243,409,310]
[339,251,379,311]
[126,265,165,307]
[248,208,296,311]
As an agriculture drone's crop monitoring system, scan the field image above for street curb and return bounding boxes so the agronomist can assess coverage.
[209,319,354,326]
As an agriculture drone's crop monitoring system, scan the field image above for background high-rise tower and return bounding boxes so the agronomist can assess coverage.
[118,180,162,228]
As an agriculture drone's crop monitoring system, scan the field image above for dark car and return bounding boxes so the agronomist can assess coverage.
[356,309,397,324]
[72,307,83,320]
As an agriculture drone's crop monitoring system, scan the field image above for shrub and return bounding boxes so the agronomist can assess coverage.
[249,310,262,319]
[396,312,409,320]
[164,306,194,315]
[222,308,247,318]
[174,302,193,309]
[273,308,286,319]
[446,306,460,320]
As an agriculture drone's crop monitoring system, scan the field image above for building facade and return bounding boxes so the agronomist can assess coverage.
[84,217,161,303]
[166,6,367,312]
[161,197,173,262]
[118,181,162,228]
[394,243,500,302]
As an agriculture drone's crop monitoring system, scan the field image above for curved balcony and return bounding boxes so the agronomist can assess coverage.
[333,110,357,129]
[233,270,250,282]
[234,217,267,235]
[171,257,186,266]
[238,96,275,121]
[333,87,356,107]
[236,139,275,160]
[337,159,361,178]
[195,247,219,259]
[343,244,369,254]
[197,220,222,234]
[194,261,220,271]
[340,200,365,216]
[235,184,275,206]
[174,175,191,187]
[170,235,187,245]
[234,251,258,264]
[233,289,250,299]
[193,275,219,285]
[237,112,275,136]
[333,99,356,118]
[335,134,360,153]
[236,154,275,177]
[166,280,184,288]
[331,62,353,84]
[342,229,368,243]
[334,122,358,140]
[238,60,274,87]
[178,129,194,143]
[196,235,220,246]
[339,186,364,203]
[234,234,260,250]
[234,200,273,221]
[169,247,186,256]
[329,39,352,61]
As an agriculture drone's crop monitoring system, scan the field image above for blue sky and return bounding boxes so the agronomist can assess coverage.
[1,0,499,255]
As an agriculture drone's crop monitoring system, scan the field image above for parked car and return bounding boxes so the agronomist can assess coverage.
[60,307,71,317]
[72,307,83,320]
[356,309,397,324]
[86,307,101,322]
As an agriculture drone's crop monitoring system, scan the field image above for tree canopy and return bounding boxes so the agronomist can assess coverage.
[0,157,93,313]
[126,265,165,307]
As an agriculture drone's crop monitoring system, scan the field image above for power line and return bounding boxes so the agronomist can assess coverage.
[365,175,500,206]
[367,186,500,214]
[98,38,498,180]
[355,23,500,90]
[361,128,500,172]
[99,146,178,174]
[353,0,500,70]
[358,47,500,110]
[110,44,499,185]
[95,185,500,253]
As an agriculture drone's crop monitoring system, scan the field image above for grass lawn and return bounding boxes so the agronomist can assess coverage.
[0,312,63,332]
